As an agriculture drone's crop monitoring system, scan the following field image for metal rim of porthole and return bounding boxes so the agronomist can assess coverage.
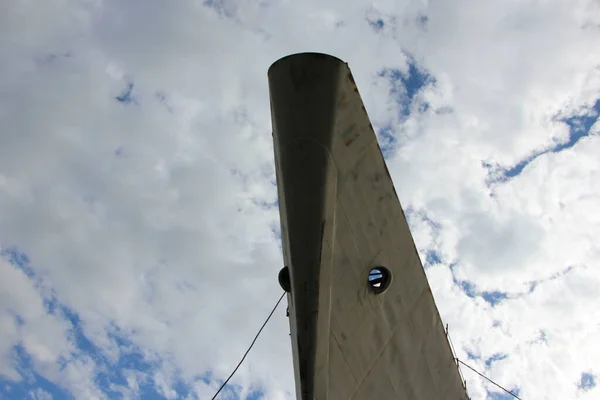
[368,266,392,294]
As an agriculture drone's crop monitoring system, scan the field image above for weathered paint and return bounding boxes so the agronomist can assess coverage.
[269,53,468,400]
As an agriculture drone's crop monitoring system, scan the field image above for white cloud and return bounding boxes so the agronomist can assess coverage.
[29,388,53,400]
[0,0,599,399]
[0,256,107,398]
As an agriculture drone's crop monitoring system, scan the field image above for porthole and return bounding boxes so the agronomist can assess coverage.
[278,266,291,293]
[368,266,391,294]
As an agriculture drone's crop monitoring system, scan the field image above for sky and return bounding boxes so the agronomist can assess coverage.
[1,0,599,399]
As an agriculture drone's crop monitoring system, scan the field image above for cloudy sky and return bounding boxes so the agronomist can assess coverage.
[1,0,600,399]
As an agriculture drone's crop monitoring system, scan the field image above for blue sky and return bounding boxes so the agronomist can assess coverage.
[0,246,272,399]
[486,99,600,182]
[1,1,600,399]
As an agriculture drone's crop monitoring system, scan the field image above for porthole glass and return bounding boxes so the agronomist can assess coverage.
[368,266,391,294]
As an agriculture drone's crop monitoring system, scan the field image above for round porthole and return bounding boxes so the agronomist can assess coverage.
[368,266,391,294]
[278,266,291,293]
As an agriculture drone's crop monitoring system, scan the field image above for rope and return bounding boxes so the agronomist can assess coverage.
[457,358,523,400]
[211,292,286,399]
